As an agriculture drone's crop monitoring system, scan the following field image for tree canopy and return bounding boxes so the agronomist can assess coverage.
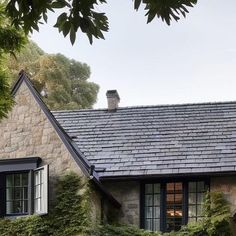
[0,2,25,119]
[7,41,99,110]
[5,0,197,44]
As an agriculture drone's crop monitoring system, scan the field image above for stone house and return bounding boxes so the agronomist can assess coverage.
[0,71,236,232]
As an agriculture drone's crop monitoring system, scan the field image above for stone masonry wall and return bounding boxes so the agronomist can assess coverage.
[104,181,140,226]
[0,81,102,221]
[211,176,236,216]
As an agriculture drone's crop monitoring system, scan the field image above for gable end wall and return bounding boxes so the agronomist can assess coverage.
[0,81,102,222]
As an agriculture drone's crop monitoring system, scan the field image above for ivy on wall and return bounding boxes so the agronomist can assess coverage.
[0,173,233,236]
[0,172,91,236]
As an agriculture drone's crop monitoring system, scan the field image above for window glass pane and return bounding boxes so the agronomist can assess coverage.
[23,200,28,212]
[145,184,153,194]
[144,184,160,232]
[6,175,13,187]
[15,188,22,200]
[189,182,197,193]
[175,183,182,193]
[145,219,152,231]
[197,182,205,191]
[154,194,160,206]
[175,194,182,204]
[188,181,206,224]
[175,205,183,217]
[23,187,28,199]
[6,173,28,215]
[167,194,174,205]
[153,219,160,231]
[6,188,13,200]
[189,205,196,217]
[197,204,203,216]
[145,195,153,206]
[189,193,197,204]
[14,174,21,186]
[145,207,153,218]
[154,184,160,194]
[197,193,204,204]
[22,174,28,186]
[153,206,160,218]
[167,183,175,193]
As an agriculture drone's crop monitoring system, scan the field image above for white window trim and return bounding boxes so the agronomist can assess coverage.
[33,165,48,215]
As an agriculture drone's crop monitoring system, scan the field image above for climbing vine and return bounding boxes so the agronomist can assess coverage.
[0,173,232,236]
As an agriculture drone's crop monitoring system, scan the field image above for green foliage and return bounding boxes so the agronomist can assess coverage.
[0,69,14,119]
[88,224,162,236]
[0,172,91,236]
[0,2,26,120]
[5,0,197,44]
[134,0,197,25]
[89,191,233,236]
[47,173,91,236]
[0,176,231,236]
[7,40,99,110]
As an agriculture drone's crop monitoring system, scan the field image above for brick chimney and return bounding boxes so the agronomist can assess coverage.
[106,90,120,111]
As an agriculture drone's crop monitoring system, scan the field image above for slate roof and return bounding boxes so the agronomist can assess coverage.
[52,101,236,178]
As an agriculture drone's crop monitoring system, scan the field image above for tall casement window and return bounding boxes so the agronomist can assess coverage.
[0,158,48,217]
[142,180,208,232]
[6,173,29,215]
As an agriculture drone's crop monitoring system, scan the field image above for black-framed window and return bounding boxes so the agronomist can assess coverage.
[188,181,205,222]
[166,182,183,231]
[141,180,208,232]
[0,158,48,217]
[144,183,161,231]
[6,173,29,215]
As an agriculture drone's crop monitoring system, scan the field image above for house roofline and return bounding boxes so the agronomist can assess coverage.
[11,70,121,208]
[100,170,236,182]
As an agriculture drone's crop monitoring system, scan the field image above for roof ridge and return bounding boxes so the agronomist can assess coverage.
[52,100,236,113]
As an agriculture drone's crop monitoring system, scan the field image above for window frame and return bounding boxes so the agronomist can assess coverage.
[33,165,49,215]
[5,171,30,216]
[140,177,210,232]
[0,158,48,218]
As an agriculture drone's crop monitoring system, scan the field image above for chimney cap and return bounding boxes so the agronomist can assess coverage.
[106,90,120,111]
[106,90,120,100]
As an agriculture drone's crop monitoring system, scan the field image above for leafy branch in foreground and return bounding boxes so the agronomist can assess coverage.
[6,0,197,45]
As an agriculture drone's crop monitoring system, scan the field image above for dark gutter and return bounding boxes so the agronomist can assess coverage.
[11,71,121,208]
[100,170,236,182]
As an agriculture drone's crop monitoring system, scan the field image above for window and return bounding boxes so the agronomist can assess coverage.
[34,166,48,214]
[144,184,161,231]
[166,182,183,231]
[142,180,208,232]
[6,173,29,215]
[188,181,205,222]
[0,163,48,217]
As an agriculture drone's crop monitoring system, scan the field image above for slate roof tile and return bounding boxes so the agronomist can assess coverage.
[52,101,236,178]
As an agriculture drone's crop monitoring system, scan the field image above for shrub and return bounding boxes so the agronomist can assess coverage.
[0,173,232,236]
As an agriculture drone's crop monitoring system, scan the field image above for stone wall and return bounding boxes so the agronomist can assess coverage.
[104,181,140,226]
[0,81,102,222]
[211,176,236,215]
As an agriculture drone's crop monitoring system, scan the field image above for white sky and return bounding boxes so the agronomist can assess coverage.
[31,0,236,109]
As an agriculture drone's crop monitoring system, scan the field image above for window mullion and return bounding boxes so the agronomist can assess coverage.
[28,170,34,215]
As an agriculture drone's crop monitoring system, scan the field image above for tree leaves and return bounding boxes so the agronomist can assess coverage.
[5,0,197,45]
[134,0,198,25]
[7,41,99,110]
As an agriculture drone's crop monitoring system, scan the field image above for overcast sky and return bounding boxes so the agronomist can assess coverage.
[31,0,236,109]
